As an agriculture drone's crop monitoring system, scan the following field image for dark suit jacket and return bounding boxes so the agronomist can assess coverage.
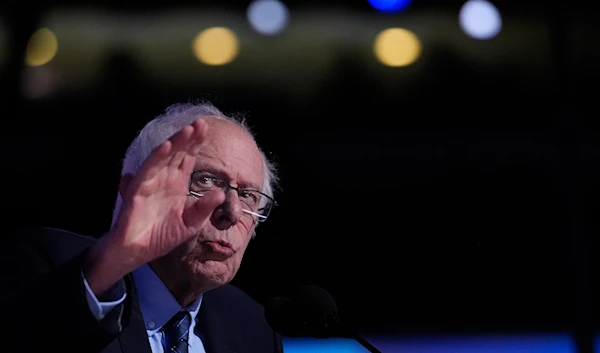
[0,226,284,353]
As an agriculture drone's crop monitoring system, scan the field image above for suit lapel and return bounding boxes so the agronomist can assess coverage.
[117,274,153,353]
[195,290,240,353]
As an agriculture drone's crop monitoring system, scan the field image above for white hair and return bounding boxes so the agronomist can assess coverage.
[111,101,278,228]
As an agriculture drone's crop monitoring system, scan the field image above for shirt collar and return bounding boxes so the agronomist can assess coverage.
[132,263,203,335]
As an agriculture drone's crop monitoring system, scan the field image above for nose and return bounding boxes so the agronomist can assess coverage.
[210,189,243,230]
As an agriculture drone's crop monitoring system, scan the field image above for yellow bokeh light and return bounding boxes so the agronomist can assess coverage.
[192,27,239,66]
[25,28,58,67]
[373,28,421,67]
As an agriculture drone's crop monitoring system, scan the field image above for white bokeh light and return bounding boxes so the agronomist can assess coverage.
[247,0,289,35]
[459,0,502,40]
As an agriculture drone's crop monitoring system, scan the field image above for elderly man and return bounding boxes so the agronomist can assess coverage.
[0,102,283,353]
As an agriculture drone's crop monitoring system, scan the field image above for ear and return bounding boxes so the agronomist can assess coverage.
[119,173,135,199]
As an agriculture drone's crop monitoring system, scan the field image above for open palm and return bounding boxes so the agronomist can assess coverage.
[113,118,224,264]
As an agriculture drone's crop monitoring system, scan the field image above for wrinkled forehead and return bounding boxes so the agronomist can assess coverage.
[197,117,265,187]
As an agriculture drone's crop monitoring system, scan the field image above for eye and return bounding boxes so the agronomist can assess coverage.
[192,173,224,190]
[239,190,259,205]
[198,176,217,186]
[202,176,216,184]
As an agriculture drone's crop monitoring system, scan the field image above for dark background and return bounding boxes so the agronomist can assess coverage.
[1,0,598,351]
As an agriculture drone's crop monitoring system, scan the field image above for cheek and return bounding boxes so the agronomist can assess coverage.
[174,239,201,263]
[182,199,207,232]
[236,226,254,250]
[237,217,257,235]
[184,196,197,207]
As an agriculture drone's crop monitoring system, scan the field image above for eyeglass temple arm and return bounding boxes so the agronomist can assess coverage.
[190,191,267,220]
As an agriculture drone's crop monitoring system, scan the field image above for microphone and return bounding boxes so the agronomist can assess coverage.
[265,285,383,353]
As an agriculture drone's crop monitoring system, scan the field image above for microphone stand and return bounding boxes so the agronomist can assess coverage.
[349,331,383,353]
[327,314,383,353]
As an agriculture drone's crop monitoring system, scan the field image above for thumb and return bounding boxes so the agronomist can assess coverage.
[183,190,226,228]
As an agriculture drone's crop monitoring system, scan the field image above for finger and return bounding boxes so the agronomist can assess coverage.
[179,154,196,174]
[183,189,226,228]
[168,125,195,167]
[171,118,206,170]
[136,121,194,180]
[170,124,195,151]
[178,118,208,171]
[189,118,208,157]
[136,139,173,181]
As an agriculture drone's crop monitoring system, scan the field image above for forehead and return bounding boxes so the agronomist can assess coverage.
[195,118,264,188]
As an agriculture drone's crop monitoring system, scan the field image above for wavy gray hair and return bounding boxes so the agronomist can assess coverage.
[111,101,278,229]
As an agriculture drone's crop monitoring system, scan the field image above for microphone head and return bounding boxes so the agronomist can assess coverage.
[265,285,340,338]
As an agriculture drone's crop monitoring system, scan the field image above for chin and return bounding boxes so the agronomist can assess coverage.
[188,259,235,287]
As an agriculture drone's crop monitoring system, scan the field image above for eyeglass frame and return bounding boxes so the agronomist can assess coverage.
[188,170,277,222]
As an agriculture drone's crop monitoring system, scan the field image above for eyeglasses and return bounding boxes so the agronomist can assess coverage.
[188,170,276,222]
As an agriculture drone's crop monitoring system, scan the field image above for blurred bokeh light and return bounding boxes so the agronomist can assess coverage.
[459,0,502,40]
[247,0,290,35]
[25,28,58,67]
[192,27,239,66]
[373,27,421,67]
[368,0,412,13]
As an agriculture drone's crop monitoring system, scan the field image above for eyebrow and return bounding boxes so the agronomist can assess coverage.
[194,164,262,191]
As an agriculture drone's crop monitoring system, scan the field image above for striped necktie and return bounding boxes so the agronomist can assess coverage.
[163,311,192,353]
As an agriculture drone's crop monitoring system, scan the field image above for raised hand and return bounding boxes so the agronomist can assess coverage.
[84,118,224,296]
[114,118,224,261]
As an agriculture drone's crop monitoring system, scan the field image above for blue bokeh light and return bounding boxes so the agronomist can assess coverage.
[368,0,412,13]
